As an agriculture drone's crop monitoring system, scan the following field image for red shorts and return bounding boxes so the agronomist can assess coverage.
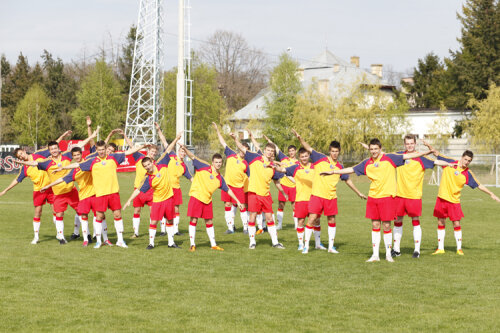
[221,185,246,204]
[395,196,422,217]
[33,188,55,207]
[294,201,309,219]
[433,197,464,221]
[53,188,79,213]
[173,188,183,206]
[133,188,153,208]
[247,192,273,213]
[187,197,213,219]
[94,193,122,212]
[308,195,338,216]
[366,196,396,221]
[77,196,96,215]
[151,197,175,221]
[278,185,296,202]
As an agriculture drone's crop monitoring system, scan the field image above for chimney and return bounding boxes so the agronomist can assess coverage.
[350,56,360,68]
[370,64,383,78]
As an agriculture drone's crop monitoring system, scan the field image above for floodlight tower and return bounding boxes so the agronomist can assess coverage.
[125,0,165,145]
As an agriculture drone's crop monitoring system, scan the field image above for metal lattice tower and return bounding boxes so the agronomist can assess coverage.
[125,0,164,145]
[183,0,193,147]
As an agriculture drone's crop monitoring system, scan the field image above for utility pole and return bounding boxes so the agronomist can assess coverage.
[176,0,185,146]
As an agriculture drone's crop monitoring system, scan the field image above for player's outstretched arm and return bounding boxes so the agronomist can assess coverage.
[227,189,244,211]
[263,134,280,153]
[40,177,65,193]
[104,129,120,144]
[291,129,313,153]
[15,159,38,167]
[124,144,149,156]
[56,130,72,143]
[247,129,261,152]
[434,159,456,167]
[75,126,100,149]
[403,150,434,160]
[320,167,355,176]
[51,162,80,173]
[477,184,500,203]
[155,122,169,150]
[273,179,289,201]
[123,188,142,210]
[114,129,134,148]
[229,132,248,154]
[178,143,210,165]
[0,179,20,197]
[344,178,367,200]
[86,116,95,147]
[166,131,183,154]
[422,140,440,157]
[212,122,228,148]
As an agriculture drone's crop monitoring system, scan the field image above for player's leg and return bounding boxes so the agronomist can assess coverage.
[292,201,298,230]
[367,220,381,262]
[188,217,198,251]
[265,211,284,249]
[31,205,43,244]
[303,213,317,254]
[256,211,264,234]
[224,201,235,234]
[392,216,404,257]
[382,221,394,262]
[147,219,159,249]
[94,211,105,248]
[164,198,178,248]
[296,217,305,250]
[174,205,181,235]
[205,218,223,251]
[327,215,338,253]
[80,213,90,246]
[112,209,127,248]
[452,220,463,255]
[240,203,249,234]
[54,211,67,244]
[411,217,422,258]
[247,211,258,248]
[313,217,326,250]
[432,218,447,255]
[276,200,285,230]
[132,206,142,238]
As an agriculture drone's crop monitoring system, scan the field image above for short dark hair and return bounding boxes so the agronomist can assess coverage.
[369,138,382,148]
[404,134,417,143]
[462,150,474,159]
[141,157,153,166]
[108,143,117,150]
[288,145,297,151]
[96,140,106,147]
[242,142,250,150]
[265,143,276,151]
[13,148,23,158]
[329,141,341,150]
[71,147,82,154]
[47,141,58,148]
[298,147,309,155]
[212,153,223,161]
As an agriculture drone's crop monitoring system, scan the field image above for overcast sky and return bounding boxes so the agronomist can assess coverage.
[1,0,464,75]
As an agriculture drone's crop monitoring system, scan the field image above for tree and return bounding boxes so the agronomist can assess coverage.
[118,25,137,94]
[446,0,500,108]
[71,60,126,138]
[13,84,54,148]
[199,30,268,112]
[263,53,302,149]
[466,83,500,153]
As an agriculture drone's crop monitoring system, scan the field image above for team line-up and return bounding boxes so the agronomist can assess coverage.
[2,117,499,262]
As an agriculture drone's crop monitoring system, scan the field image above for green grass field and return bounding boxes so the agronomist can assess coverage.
[1,173,499,332]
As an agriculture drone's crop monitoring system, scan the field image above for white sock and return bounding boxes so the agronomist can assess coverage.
[328,223,336,249]
[248,223,256,245]
[55,217,64,240]
[173,214,180,234]
[256,214,263,230]
[160,218,166,233]
[268,224,278,245]
[74,214,81,235]
[294,217,298,230]
[166,222,175,246]
[224,208,234,231]
[372,229,381,257]
[314,227,321,247]
[149,224,156,246]
[383,230,393,257]
[304,225,314,249]
[437,226,445,250]
[454,227,462,250]
[132,214,140,236]
[231,205,237,220]
[92,216,97,238]
[102,219,108,241]
[240,210,248,231]
[413,224,422,252]
[81,218,89,242]
[296,227,304,247]
[33,218,41,240]
[189,222,196,246]
[206,224,217,247]
[277,209,284,229]
[52,214,56,226]
[393,224,403,252]
[114,219,124,243]
[95,220,103,243]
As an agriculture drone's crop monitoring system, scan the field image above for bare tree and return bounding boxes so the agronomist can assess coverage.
[199,30,269,112]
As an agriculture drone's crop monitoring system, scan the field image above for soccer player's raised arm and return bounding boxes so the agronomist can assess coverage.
[56,130,72,143]
[124,143,149,156]
[212,122,228,148]
[155,122,169,150]
[104,129,120,144]
[166,131,183,154]
[422,140,440,157]
[229,132,247,154]
[478,185,500,203]
[75,126,100,149]
[247,129,261,152]
[86,116,96,147]
[178,143,210,165]
[263,134,280,153]
[114,129,134,148]
[291,129,312,153]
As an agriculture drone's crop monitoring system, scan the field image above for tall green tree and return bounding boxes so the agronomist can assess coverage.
[13,84,54,148]
[118,25,137,94]
[263,52,302,149]
[72,60,126,138]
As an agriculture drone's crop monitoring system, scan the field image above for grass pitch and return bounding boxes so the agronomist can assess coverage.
[0,173,499,332]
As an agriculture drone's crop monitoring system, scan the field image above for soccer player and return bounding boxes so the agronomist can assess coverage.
[272,147,314,250]
[179,143,243,252]
[323,138,433,262]
[230,132,288,249]
[292,129,367,254]
[213,122,249,234]
[431,150,500,255]
[263,135,299,230]
[123,134,182,249]
[63,139,147,248]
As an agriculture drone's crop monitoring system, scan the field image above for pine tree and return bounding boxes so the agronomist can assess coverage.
[118,25,137,94]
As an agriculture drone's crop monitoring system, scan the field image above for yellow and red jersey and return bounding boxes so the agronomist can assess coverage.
[63,168,95,200]
[189,159,229,204]
[286,163,314,202]
[16,149,52,191]
[139,153,174,202]
[132,152,150,189]
[396,150,435,199]
[79,153,126,197]
[436,155,479,203]
[278,151,298,188]
[244,150,283,197]
[223,146,249,188]
[310,150,348,200]
[353,152,405,198]
[167,152,192,189]
[37,151,74,195]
